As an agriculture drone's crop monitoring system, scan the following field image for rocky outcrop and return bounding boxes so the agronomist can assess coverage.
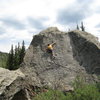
[0,27,100,100]
[0,68,31,100]
[68,30,100,74]
[21,27,100,91]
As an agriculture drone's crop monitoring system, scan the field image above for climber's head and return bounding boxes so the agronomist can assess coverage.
[47,44,50,46]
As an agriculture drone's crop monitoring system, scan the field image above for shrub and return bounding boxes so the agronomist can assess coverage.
[72,84,100,100]
[96,82,100,92]
[33,89,66,100]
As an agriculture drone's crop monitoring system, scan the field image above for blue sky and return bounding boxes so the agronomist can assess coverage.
[0,0,100,52]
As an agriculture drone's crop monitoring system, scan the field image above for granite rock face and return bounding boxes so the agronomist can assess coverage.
[21,27,100,90]
[68,30,100,74]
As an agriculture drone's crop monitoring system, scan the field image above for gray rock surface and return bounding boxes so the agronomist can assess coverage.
[21,27,100,91]
[69,30,100,74]
[0,27,100,100]
[0,68,29,100]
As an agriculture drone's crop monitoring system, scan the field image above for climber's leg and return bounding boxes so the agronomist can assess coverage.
[47,49,54,58]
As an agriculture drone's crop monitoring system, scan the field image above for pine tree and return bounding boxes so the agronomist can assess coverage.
[10,45,14,70]
[80,22,85,31]
[17,42,21,65]
[18,42,20,52]
[14,45,19,69]
[7,45,14,70]
[77,24,79,30]
[19,40,25,64]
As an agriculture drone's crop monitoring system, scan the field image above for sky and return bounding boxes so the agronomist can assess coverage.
[0,0,100,52]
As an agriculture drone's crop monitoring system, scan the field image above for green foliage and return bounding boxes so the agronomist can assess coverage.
[19,40,25,64]
[33,89,66,100]
[69,76,100,100]
[13,45,19,68]
[33,85,100,100]
[7,45,14,70]
[96,82,100,92]
[0,52,8,68]
[6,41,26,70]
[71,84,100,100]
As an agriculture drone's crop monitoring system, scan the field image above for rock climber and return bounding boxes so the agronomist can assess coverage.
[46,42,56,57]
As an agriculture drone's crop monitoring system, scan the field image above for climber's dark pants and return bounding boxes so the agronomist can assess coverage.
[47,49,53,56]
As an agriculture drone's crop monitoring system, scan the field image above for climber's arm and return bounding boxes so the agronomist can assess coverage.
[51,42,56,47]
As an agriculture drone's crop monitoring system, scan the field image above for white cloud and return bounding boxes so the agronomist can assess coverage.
[0,0,100,52]
[84,14,100,38]
[0,0,75,19]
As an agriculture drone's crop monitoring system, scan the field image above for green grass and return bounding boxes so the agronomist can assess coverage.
[0,52,8,68]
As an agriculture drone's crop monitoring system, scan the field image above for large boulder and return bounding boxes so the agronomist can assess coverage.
[20,27,100,91]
